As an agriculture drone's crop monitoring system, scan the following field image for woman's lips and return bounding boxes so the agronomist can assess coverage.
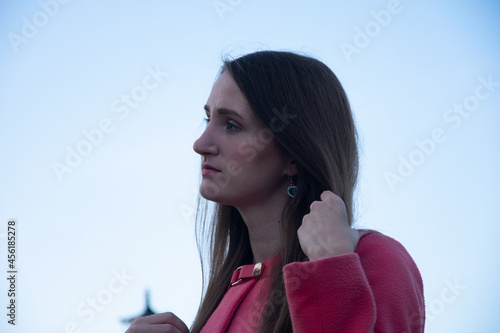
[202,164,221,176]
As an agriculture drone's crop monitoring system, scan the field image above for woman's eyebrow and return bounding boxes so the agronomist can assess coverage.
[204,105,244,119]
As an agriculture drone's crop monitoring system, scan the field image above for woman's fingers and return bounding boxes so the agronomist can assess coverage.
[126,312,190,333]
[299,190,358,260]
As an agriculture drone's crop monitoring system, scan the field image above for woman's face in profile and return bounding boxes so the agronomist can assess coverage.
[193,72,290,208]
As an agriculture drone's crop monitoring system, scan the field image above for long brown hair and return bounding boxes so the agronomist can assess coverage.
[191,51,359,332]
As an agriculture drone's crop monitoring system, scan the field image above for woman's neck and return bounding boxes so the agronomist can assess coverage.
[236,196,286,264]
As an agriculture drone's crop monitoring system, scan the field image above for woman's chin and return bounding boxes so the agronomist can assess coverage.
[199,184,224,203]
[200,188,238,207]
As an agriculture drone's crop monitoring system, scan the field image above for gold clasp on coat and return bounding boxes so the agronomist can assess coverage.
[231,266,243,286]
[252,262,262,276]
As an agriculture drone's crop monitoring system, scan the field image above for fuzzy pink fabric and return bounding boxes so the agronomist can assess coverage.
[201,231,425,332]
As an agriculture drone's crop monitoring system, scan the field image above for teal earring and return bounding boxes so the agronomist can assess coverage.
[287,177,297,197]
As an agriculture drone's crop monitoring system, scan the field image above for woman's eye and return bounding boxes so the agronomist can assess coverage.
[226,122,240,131]
[203,117,210,125]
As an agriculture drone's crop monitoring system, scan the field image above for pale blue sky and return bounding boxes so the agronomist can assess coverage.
[1,1,499,332]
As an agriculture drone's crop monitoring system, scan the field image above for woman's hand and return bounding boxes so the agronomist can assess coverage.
[298,190,360,261]
[125,312,190,333]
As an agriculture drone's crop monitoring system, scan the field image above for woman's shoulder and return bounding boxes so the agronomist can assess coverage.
[356,229,410,254]
[354,229,422,283]
[353,230,425,331]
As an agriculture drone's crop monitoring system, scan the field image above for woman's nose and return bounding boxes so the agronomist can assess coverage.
[193,126,218,156]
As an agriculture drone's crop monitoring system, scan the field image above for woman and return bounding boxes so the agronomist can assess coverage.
[126,51,425,332]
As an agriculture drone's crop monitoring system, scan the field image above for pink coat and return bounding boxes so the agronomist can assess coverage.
[201,230,425,332]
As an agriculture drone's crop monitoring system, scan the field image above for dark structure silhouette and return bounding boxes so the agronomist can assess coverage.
[122,290,157,325]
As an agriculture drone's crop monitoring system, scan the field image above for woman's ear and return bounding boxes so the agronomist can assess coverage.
[284,159,298,177]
